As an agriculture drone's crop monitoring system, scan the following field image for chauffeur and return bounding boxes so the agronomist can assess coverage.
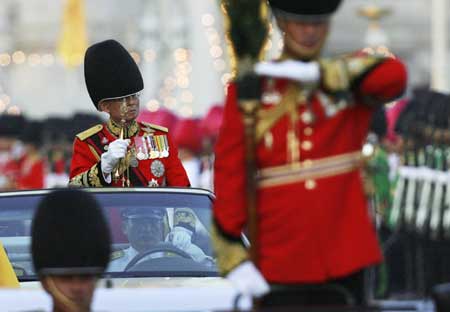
[212,0,408,305]
[69,39,189,188]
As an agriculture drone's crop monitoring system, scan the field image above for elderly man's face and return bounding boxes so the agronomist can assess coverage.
[123,217,163,253]
[277,18,330,60]
[99,94,140,124]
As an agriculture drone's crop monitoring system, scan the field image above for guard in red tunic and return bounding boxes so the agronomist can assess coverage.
[69,40,189,188]
[16,121,46,190]
[212,0,408,306]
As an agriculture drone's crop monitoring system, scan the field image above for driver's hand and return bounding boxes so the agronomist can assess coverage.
[166,226,192,250]
[166,226,211,263]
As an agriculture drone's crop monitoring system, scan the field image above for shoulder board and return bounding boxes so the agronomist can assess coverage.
[76,124,103,141]
[141,122,168,133]
[110,250,125,261]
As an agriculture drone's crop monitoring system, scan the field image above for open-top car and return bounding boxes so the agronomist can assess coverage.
[0,187,256,311]
[1,188,219,283]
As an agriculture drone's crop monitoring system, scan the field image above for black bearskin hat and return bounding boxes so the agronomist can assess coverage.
[20,120,43,147]
[0,114,26,138]
[31,189,111,276]
[84,39,143,109]
[268,0,342,21]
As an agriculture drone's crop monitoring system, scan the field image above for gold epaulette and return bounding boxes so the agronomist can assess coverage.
[141,121,168,133]
[76,124,103,141]
[110,249,125,260]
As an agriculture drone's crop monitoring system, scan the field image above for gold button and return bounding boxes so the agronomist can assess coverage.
[305,179,317,190]
[304,127,313,136]
[302,159,313,168]
[301,140,313,151]
[300,111,315,124]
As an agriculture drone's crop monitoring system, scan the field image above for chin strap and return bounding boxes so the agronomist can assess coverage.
[44,276,89,312]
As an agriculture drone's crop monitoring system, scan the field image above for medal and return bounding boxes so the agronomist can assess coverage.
[148,178,159,187]
[137,146,146,161]
[142,137,149,160]
[128,147,139,168]
[155,136,163,158]
[147,136,160,158]
[162,135,169,157]
[130,156,138,168]
[151,159,165,178]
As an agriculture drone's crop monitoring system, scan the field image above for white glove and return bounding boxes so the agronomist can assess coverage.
[101,139,130,174]
[254,60,320,84]
[166,226,192,250]
[227,261,270,298]
[166,227,211,263]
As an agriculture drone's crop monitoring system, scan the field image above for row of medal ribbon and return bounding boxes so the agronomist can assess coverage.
[135,135,170,160]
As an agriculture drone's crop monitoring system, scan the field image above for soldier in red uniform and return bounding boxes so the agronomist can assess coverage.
[69,39,189,188]
[15,121,46,190]
[212,0,407,306]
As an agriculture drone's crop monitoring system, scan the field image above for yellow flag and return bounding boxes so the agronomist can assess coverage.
[0,241,19,288]
[58,0,88,67]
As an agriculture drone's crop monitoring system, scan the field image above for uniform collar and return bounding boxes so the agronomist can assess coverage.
[106,119,139,138]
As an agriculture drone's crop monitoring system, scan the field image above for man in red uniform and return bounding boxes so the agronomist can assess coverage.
[0,114,26,190]
[69,39,189,188]
[212,0,407,306]
[15,121,46,190]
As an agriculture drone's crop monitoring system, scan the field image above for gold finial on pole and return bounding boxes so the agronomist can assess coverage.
[358,3,393,54]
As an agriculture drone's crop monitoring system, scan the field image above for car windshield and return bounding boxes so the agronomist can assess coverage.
[0,189,218,281]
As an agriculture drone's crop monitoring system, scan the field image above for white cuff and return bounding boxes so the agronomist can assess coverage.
[254,60,320,83]
[227,261,270,298]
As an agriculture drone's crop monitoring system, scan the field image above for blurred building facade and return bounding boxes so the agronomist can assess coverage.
[0,0,448,119]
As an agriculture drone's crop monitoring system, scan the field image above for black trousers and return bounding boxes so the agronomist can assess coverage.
[259,270,366,308]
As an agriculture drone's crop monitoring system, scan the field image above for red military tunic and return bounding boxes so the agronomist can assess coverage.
[213,55,407,284]
[15,153,45,190]
[69,119,189,187]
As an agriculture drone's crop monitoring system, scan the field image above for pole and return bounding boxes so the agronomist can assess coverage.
[431,0,449,92]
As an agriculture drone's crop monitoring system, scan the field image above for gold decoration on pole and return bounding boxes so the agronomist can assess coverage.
[221,0,270,78]
[358,4,391,45]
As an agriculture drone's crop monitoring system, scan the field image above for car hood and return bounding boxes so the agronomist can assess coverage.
[14,277,252,311]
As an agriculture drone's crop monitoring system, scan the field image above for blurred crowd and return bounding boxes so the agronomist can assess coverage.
[0,105,223,192]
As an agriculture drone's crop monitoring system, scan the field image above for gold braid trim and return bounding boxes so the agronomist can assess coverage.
[87,164,103,187]
[320,58,350,93]
[88,145,101,161]
[320,55,383,93]
[107,119,139,138]
[255,82,302,143]
[68,163,103,187]
[68,173,84,187]
[211,223,248,276]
